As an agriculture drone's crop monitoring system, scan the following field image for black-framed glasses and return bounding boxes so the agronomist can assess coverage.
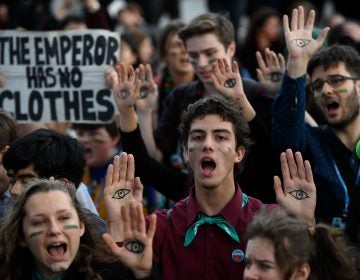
[310,75,359,93]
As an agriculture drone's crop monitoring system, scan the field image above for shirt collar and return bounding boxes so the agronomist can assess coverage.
[186,184,244,228]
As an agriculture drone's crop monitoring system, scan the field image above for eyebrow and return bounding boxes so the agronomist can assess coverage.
[188,47,217,54]
[7,172,37,179]
[29,209,71,218]
[189,128,232,134]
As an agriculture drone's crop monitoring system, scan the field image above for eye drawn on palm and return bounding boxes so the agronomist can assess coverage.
[256,48,285,94]
[274,149,316,224]
[113,63,139,111]
[104,153,143,225]
[211,58,244,99]
[135,64,158,114]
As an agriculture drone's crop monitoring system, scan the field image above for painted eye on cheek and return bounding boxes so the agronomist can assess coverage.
[112,189,130,199]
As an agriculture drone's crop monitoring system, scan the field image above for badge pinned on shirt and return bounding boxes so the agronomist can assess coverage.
[231,249,244,262]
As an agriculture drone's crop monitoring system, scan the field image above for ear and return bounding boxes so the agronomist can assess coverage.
[0,145,9,157]
[235,146,245,163]
[227,41,236,58]
[290,263,310,280]
[183,144,189,162]
[79,221,85,237]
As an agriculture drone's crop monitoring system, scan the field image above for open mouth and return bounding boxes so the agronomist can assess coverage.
[201,158,216,176]
[47,243,67,260]
[326,101,339,113]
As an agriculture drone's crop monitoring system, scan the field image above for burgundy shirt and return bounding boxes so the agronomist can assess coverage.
[147,185,276,280]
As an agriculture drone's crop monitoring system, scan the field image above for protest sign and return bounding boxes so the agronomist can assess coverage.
[0,29,120,123]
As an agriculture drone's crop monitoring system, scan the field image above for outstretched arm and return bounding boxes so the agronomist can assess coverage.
[103,201,156,279]
[274,149,316,225]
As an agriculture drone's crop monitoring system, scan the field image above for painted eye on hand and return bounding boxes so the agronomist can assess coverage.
[288,190,310,200]
[290,39,310,48]
[269,72,283,83]
[112,189,130,199]
[224,79,236,88]
[124,239,144,254]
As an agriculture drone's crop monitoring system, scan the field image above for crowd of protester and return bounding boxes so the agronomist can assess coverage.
[0,0,360,279]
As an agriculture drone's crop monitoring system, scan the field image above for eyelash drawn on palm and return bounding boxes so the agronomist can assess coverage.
[112,189,130,199]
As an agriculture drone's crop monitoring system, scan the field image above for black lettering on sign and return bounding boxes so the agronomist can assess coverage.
[28,90,43,121]
[94,36,106,65]
[14,91,27,121]
[43,37,60,64]
[59,35,71,65]
[81,90,96,121]
[106,37,118,65]
[63,90,80,121]
[44,91,62,120]
[34,37,45,65]
[97,89,114,121]
[82,35,94,65]
[72,35,82,66]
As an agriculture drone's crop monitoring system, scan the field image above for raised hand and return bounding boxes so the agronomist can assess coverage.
[134,64,158,114]
[103,201,156,279]
[111,63,140,111]
[211,58,245,100]
[256,48,285,95]
[104,153,143,229]
[274,149,316,224]
[284,6,329,77]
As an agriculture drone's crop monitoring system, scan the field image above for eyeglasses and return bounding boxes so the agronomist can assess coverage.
[310,75,359,94]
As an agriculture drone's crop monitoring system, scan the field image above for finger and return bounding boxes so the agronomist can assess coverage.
[128,65,136,84]
[273,175,284,202]
[112,155,120,183]
[280,151,290,180]
[283,15,290,36]
[138,64,146,81]
[298,5,304,30]
[119,152,128,182]
[286,149,299,179]
[120,63,128,84]
[103,233,120,254]
[147,214,157,240]
[304,160,314,183]
[304,9,315,31]
[294,151,306,179]
[218,58,226,74]
[291,8,298,31]
[256,68,265,82]
[232,61,241,80]
[145,64,154,82]
[316,27,330,46]
[256,51,266,70]
[136,203,146,234]
[133,177,144,202]
[223,58,230,73]
[121,205,131,236]
[278,53,286,69]
[269,51,280,68]
[129,200,138,233]
[105,163,114,188]
[126,154,135,183]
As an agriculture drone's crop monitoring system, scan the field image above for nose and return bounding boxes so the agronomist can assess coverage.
[10,180,23,199]
[202,136,214,152]
[197,54,209,68]
[243,265,259,280]
[48,219,62,235]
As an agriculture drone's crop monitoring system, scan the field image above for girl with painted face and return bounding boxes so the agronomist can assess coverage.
[0,179,156,280]
[244,208,357,280]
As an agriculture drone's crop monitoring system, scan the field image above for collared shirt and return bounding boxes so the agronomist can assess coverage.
[148,185,276,280]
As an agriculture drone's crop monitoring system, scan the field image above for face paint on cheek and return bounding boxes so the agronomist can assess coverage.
[335,88,348,94]
[29,231,44,239]
[64,225,79,230]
